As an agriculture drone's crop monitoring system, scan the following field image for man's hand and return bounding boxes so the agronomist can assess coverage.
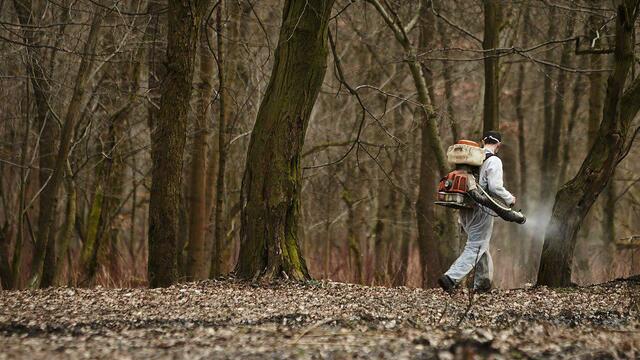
[509,197,517,208]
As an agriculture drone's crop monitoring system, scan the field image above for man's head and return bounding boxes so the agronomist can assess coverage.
[482,130,502,153]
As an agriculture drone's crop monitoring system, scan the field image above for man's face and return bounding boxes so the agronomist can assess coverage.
[495,143,501,153]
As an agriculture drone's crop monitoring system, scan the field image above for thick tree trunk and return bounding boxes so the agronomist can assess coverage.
[482,0,500,133]
[537,1,640,287]
[148,0,207,288]
[234,0,334,281]
[187,13,215,281]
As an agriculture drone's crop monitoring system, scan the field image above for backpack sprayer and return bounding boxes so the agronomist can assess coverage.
[435,140,526,224]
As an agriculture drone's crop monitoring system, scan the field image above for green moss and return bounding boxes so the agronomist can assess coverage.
[81,185,103,268]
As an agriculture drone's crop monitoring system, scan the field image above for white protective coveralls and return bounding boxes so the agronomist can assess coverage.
[444,148,515,289]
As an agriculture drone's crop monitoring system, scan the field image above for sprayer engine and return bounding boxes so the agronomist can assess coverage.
[435,140,526,224]
[436,170,475,209]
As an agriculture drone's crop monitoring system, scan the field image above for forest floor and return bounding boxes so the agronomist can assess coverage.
[0,278,639,359]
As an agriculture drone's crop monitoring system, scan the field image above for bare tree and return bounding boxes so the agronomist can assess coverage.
[235,0,335,281]
[537,0,640,287]
[148,0,209,288]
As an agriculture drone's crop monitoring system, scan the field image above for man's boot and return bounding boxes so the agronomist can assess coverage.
[438,275,456,294]
[474,278,492,293]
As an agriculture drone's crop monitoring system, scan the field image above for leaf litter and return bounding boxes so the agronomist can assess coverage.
[0,277,639,359]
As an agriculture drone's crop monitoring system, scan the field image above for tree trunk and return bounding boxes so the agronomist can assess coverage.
[537,1,640,287]
[342,171,363,284]
[394,195,412,287]
[559,56,587,185]
[539,7,557,207]
[234,0,334,281]
[29,10,103,288]
[587,4,604,148]
[414,0,458,288]
[53,173,76,286]
[148,0,207,288]
[601,170,616,279]
[187,10,215,281]
[211,3,229,278]
[373,184,391,285]
[514,61,527,206]
[11,0,57,288]
[543,11,576,199]
[482,0,500,133]
[437,22,459,142]
[12,86,32,289]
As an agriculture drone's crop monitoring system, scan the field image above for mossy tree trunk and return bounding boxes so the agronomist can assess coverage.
[414,0,458,288]
[148,0,208,288]
[537,1,640,287]
[234,0,334,281]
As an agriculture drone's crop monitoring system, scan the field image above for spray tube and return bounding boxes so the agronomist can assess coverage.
[466,175,526,224]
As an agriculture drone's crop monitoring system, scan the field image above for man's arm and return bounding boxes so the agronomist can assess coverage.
[485,157,515,206]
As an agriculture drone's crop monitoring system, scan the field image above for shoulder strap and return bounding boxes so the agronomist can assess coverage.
[484,152,495,161]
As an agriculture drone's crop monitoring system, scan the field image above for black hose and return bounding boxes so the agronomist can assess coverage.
[467,188,526,224]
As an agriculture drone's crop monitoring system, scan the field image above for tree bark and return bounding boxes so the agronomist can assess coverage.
[234,0,334,281]
[537,1,640,287]
[211,2,229,278]
[187,9,215,281]
[413,0,459,288]
[482,0,501,133]
[148,0,208,288]
[587,3,604,147]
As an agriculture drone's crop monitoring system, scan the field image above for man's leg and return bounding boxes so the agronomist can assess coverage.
[443,208,494,286]
[473,251,493,291]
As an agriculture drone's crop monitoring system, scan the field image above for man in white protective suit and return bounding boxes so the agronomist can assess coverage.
[438,131,516,293]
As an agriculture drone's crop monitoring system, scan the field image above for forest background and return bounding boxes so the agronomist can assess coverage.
[0,0,639,290]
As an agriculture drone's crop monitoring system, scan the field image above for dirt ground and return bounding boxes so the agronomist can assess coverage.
[1,278,639,359]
